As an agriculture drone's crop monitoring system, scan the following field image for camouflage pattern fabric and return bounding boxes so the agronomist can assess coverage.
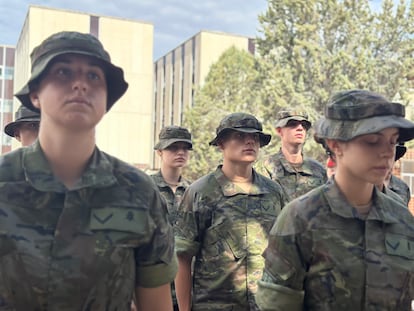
[257,179,414,311]
[150,170,190,226]
[150,170,190,309]
[174,166,288,310]
[314,90,414,142]
[388,175,411,207]
[256,149,327,201]
[0,141,177,310]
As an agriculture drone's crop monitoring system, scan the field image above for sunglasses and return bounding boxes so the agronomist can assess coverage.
[286,120,311,130]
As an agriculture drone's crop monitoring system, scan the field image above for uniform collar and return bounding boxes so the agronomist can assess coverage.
[213,165,270,197]
[23,140,117,192]
[324,179,401,224]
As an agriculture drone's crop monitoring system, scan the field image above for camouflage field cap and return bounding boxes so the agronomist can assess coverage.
[4,105,40,137]
[274,109,311,129]
[15,31,128,113]
[314,89,414,143]
[154,126,192,150]
[209,112,271,147]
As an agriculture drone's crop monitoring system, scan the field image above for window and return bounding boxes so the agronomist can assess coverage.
[1,66,14,80]
[401,159,414,197]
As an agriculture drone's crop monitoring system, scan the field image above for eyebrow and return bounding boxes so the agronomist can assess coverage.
[52,56,103,68]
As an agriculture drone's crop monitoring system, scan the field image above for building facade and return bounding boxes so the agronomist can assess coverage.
[0,45,15,154]
[153,30,255,168]
[13,5,154,168]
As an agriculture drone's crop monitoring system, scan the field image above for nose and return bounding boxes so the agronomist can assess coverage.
[72,71,89,91]
[245,133,259,144]
[381,142,395,159]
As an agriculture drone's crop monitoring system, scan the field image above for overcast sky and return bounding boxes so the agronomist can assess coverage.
[0,0,268,59]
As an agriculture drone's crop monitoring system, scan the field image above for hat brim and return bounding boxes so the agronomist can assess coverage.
[209,128,271,147]
[316,115,414,142]
[154,139,193,150]
[275,116,311,128]
[4,118,40,137]
[15,49,128,113]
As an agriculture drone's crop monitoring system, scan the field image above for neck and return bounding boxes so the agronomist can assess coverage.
[160,166,182,186]
[221,160,253,183]
[281,144,303,164]
[334,169,374,210]
[38,128,96,189]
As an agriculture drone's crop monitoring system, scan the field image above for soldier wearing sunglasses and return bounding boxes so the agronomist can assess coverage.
[257,109,326,201]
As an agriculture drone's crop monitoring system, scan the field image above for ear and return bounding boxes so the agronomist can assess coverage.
[29,92,41,110]
[157,150,162,157]
[325,139,344,157]
[14,130,22,142]
[276,127,283,137]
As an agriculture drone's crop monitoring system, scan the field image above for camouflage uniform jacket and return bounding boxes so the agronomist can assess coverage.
[257,179,414,311]
[0,141,177,311]
[150,170,190,309]
[388,174,411,206]
[175,166,288,311]
[257,149,327,201]
[150,170,190,226]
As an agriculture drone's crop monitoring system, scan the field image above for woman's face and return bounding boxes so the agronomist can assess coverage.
[331,127,399,185]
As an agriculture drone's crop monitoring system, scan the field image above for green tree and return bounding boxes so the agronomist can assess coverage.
[182,47,263,180]
[257,0,414,159]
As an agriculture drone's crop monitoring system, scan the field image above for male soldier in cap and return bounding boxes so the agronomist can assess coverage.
[152,125,192,311]
[4,105,40,146]
[0,31,176,310]
[257,109,326,201]
[174,112,288,311]
[257,89,414,310]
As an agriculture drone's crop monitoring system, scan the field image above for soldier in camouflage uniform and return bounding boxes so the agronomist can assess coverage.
[256,109,326,201]
[174,112,288,311]
[0,31,176,310]
[4,105,40,146]
[152,125,192,311]
[257,89,414,311]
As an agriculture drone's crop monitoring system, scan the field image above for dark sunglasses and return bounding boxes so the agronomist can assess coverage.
[286,120,311,130]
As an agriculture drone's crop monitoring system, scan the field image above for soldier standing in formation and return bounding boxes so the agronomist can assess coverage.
[257,89,414,310]
[152,125,193,311]
[0,31,176,310]
[257,109,326,201]
[174,112,288,311]
[4,105,40,146]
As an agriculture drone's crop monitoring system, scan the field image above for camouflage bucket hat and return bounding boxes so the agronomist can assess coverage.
[209,112,271,147]
[4,105,40,137]
[15,31,128,113]
[314,89,414,143]
[274,109,311,129]
[154,126,192,150]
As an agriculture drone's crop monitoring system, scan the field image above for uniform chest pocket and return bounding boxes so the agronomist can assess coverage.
[90,206,155,251]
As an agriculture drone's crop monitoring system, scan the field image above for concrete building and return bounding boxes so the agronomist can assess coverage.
[153,30,255,168]
[13,5,154,168]
[0,45,15,154]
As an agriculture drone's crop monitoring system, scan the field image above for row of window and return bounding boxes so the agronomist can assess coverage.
[0,66,14,80]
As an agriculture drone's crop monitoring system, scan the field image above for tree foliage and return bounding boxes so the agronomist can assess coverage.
[182,47,263,180]
[183,0,414,179]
